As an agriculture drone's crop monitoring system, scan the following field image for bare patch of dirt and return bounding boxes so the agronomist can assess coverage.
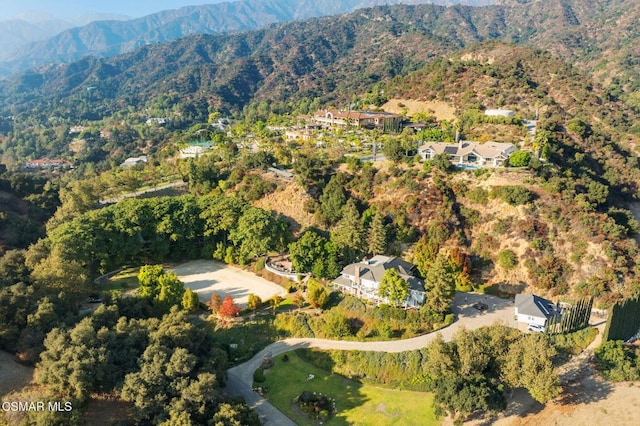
[477,171,529,188]
[0,350,34,397]
[253,182,315,235]
[466,323,639,426]
[375,402,388,413]
[506,380,640,426]
[84,396,134,426]
[381,98,457,121]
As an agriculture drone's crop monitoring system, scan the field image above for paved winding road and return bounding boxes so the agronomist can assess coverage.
[224,292,517,425]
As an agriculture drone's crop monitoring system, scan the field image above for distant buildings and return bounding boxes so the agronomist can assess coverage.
[485,109,515,118]
[418,141,517,168]
[312,109,402,130]
[69,125,87,134]
[24,159,71,169]
[285,129,314,142]
[146,117,171,126]
[267,167,294,180]
[179,142,214,159]
[332,255,426,308]
[120,155,148,167]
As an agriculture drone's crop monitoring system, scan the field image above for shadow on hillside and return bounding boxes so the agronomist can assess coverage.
[183,278,219,291]
[502,388,544,419]
[467,388,544,425]
[557,368,613,406]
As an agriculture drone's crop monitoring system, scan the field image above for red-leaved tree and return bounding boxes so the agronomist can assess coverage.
[219,295,240,319]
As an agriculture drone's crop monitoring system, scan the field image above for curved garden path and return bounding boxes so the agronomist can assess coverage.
[224,292,518,425]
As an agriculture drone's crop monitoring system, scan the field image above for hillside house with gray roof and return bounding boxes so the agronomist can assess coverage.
[332,255,425,307]
[514,293,560,327]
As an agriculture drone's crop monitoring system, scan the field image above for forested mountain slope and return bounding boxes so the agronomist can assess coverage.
[0,0,495,78]
[0,0,637,120]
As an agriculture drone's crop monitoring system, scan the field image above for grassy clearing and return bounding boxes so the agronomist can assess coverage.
[214,316,280,365]
[262,351,439,426]
[100,267,139,292]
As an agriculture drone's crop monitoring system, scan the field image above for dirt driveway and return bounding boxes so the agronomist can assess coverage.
[172,260,288,307]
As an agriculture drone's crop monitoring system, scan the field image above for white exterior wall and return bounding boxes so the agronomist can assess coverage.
[485,109,514,117]
[361,279,378,291]
[515,310,547,326]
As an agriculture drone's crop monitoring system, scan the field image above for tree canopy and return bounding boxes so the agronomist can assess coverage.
[378,268,409,307]
[289,229,340,279]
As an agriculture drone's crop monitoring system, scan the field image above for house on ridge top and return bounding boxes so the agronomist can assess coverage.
[418,140,517,168]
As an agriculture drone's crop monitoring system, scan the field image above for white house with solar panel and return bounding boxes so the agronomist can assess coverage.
[514,294,561,327]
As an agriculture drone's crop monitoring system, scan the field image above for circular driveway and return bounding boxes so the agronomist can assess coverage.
[172,260,289,307]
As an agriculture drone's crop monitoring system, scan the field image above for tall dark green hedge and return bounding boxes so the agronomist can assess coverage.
[603,296,640,342]
[546,297,593,335]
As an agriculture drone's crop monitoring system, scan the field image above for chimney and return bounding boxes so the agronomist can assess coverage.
[455,130,462,149]
[354,266,361,286]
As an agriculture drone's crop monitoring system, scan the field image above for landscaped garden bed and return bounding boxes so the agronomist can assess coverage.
[293,391,336,423]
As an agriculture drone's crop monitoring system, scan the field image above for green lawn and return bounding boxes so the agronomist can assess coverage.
[262,351,439,426]
[214,316,280,365]
[100,267,140,292]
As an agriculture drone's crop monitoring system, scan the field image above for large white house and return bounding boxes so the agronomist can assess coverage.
[514,294,560,327]
[332,255,425,307]
[418,140,517,168]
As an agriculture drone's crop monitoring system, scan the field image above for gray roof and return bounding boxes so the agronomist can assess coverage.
[515,294,559,319]
[332,275,353,288]
[339,256,424,292]
[419,141,517,159]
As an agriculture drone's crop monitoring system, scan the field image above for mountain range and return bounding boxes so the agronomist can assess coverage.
[1,0,637,119]
[0,0,495,78]
[0,13,130,63]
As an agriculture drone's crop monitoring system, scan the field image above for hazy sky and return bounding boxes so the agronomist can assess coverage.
[0,1,227,20]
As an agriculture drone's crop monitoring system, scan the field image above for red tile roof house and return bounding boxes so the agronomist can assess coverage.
[312,109,402,129]
[418,140,517,168]
[332,255,426,308]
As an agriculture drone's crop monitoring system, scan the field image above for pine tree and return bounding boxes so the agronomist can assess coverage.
[424,253,456,314]
[367,211,387,256]
[330,199,364,263]
[182,288,200,312]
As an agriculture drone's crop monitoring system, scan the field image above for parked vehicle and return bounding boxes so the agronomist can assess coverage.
[527,323,545,333]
